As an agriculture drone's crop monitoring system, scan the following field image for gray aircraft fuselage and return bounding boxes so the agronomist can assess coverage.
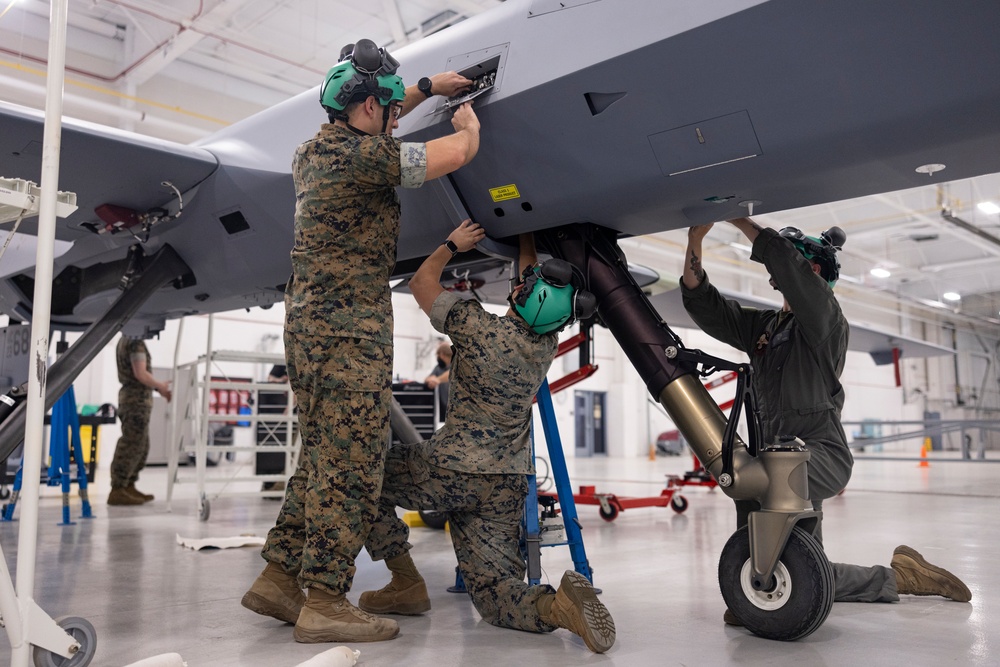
[1,0,999,336]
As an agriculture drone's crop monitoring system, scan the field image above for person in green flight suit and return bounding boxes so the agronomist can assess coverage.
[680,217,971,627]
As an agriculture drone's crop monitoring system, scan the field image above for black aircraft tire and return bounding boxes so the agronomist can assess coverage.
[419,510,448,530]
[718,525,834,641]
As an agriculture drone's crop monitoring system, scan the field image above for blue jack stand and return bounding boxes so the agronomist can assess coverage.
[2,385,94,524]
[450,379,593,593]
[527,379,593,584]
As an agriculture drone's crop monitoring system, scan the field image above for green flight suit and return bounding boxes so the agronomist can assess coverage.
[682,227,897,602]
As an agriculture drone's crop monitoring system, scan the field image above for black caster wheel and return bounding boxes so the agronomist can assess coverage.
[33,616,97,667]
[670,495,689,513]
[199,496,211,522]
[0,485,10,500]
[718,525,834,641]
[598,504,619,522]
[418,510,448,530]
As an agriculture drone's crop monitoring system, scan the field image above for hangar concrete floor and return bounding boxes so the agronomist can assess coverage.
[1,453,996,666]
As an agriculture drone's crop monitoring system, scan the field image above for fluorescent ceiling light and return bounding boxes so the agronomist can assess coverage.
[942,291,961,301]
[869,267,891,278]
[977,201,1000,215]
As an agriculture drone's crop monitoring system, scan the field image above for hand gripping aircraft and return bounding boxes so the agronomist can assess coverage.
[2,0,1000,642]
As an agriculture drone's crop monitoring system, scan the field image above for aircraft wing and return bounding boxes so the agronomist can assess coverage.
[648,284,955,363]
[0,101,218,243]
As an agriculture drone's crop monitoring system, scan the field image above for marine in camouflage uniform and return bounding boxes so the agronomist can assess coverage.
[365,288,559,629]
[243,42,478,644]
[681,219,971,616]
[261,124,428,594]
[359,225,615,653]
[110,337,154,493]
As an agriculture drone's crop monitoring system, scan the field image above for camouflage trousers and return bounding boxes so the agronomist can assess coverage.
[365,441,558,633]
[110,389,152,489]
[262,332,391,593]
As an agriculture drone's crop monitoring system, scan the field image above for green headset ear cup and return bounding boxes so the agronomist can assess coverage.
[351,39,382,72]
[575,290,597,319]
[538,259,573,287]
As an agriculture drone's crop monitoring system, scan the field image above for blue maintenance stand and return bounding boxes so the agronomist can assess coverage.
[2,385,94,524]
[450,379,594,592]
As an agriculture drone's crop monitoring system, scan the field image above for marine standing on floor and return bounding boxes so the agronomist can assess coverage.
[359,224,615,654]
[680,217,971,625]
[108,336,171,506]
[242,38,480,644]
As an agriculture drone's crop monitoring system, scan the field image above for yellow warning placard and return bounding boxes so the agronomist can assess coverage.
[489,184,520,202]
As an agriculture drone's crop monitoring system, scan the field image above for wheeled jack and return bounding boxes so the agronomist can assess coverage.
[541,224,834,641]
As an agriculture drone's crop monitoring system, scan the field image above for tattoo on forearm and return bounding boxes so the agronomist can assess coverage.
[689,251,705,281]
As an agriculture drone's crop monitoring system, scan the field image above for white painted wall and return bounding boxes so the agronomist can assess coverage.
[5,263,993,467]
[51,297,927,463]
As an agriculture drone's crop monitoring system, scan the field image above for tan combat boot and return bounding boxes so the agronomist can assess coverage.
[107,487,144,506]
[241,561,306,624]
[293,587,399,643]
[891,545,972,602]
[125,484,154,502]
[358,552,431,615]
[539,570,616,653]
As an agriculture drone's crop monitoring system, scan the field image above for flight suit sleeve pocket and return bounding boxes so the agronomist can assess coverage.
[795,402,835,415]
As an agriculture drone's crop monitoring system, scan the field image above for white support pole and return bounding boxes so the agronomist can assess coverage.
[165,317,185,510]
[197,314,215,517]
[12,1,71,665]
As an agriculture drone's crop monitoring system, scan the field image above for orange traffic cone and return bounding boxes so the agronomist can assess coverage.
[918,438,930,468]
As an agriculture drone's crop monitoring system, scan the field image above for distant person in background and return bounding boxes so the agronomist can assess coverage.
[108,336,171,506]
[423,341,452,418]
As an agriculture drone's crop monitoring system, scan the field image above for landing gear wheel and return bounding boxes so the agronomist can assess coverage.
[198,495,211,522]
[670,495,688,513]
[718,525,834,641]
[598,504,619,522]
[418,510,448,530]
[32,616,97,667]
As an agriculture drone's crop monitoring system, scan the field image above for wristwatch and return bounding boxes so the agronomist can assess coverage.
[444,240,459,256]
[417,77,434,98]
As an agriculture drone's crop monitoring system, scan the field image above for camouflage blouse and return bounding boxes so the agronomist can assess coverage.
[116,337,151,396]
[284,123,427,344]
[427,292,559,475]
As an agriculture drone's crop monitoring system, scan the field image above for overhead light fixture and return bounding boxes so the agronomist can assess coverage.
[977,201,1000,215]
[870,267,891,278]
[942,291,961,301]
[915,163,946,176]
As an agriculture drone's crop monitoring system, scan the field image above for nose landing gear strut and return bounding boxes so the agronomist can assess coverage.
[541,224,834,640]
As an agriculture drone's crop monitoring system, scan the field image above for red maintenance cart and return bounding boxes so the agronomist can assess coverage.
[541,371,734,522]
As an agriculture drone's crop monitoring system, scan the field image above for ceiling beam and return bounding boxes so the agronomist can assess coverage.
[871,193,1000,259]
[382,0,409,47]
[123,0,255,88]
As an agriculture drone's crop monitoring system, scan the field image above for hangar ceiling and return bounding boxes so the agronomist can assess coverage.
[1,0,998,330]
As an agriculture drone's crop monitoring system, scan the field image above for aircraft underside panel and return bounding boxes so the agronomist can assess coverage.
[399,0,1000,253]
